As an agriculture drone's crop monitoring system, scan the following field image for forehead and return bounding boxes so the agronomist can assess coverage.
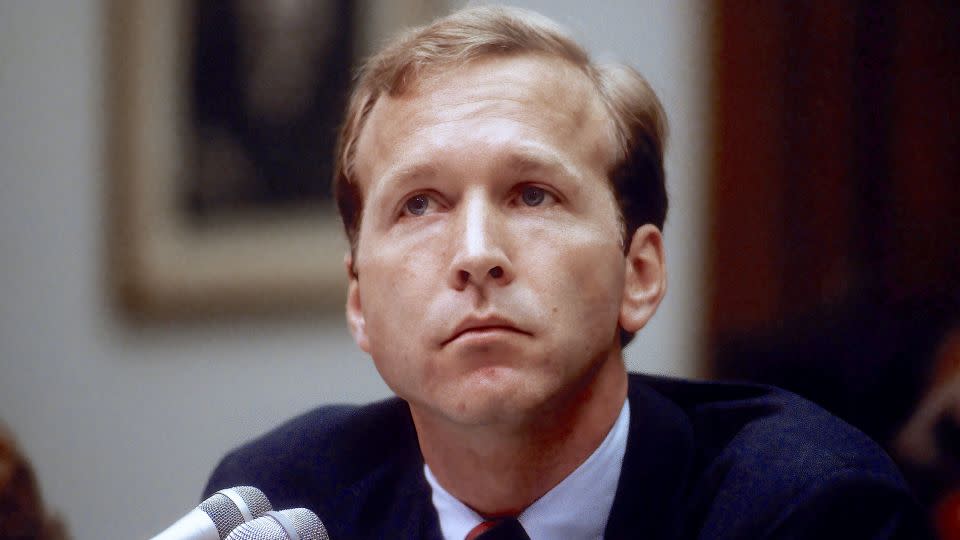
[352,54,615,192]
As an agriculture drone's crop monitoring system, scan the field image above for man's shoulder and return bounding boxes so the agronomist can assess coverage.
[202,397,420,508]
[625,373,928,538]
[631,373,896,473]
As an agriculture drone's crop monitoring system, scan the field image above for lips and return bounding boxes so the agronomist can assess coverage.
[443,315,530,345]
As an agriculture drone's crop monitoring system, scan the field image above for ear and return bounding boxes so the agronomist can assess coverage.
[344,253,371,353]
[619,224,667,333]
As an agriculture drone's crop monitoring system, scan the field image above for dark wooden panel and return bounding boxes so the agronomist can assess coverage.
[709,0,959,356]
[888,2,960,299]
[708,0,789,338]
[781,1,859,312]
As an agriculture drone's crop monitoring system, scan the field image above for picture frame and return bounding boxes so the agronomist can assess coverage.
[107,0,449,319]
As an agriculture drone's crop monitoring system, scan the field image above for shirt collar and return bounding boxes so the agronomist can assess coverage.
[424,399,631,540]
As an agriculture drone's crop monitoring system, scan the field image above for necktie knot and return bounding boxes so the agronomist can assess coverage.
[465,517,530,540]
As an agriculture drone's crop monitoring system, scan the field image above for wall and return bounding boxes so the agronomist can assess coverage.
[0,1,708,537]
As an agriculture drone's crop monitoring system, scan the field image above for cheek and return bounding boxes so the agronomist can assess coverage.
[543,231,624,328]
[357,243,440,348]
[573,249,624,320]
[359,253,448,400]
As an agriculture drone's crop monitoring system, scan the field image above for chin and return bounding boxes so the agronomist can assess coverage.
[441,398,540,427]
[438,367,557,425]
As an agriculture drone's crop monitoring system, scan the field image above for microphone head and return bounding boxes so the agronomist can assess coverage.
[200,486,273,539]
[225,508,328,540]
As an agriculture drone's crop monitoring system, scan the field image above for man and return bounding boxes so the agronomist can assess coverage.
[205,6,928,539]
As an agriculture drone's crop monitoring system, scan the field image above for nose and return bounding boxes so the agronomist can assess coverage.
[448,193,514,290]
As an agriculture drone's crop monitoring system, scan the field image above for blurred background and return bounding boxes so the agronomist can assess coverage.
[0,0,955,538]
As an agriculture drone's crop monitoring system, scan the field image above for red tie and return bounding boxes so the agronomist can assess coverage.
[465,517,530,540]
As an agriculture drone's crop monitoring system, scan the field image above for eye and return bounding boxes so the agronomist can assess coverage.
[519,185,547,207]
[402,194,431,216]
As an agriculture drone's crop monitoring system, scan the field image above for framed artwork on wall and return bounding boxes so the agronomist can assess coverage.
[107,0,449,319]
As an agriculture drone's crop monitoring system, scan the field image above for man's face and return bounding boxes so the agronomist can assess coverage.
[348,54,629,427]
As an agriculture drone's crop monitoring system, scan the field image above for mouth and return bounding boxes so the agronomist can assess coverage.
[442,317,531,346]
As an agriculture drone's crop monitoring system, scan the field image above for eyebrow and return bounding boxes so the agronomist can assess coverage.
[378,163,439,188]
[376,148,581,191]
[500,151,579,183]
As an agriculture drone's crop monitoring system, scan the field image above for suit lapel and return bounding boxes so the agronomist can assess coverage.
[328,404,443,539]
[604,375,695,539]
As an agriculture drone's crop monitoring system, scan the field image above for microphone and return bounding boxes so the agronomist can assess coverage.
[151,486,273,540]
[225,508,328,540]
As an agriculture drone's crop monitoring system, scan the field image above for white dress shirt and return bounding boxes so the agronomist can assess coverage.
[425,399,631,540]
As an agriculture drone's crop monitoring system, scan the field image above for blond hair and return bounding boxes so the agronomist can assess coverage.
[334,5,668,252]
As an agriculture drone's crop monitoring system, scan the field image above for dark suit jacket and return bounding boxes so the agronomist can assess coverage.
[204,374,929,539]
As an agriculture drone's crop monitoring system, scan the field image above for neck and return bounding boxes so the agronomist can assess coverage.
[414,349,628,516]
